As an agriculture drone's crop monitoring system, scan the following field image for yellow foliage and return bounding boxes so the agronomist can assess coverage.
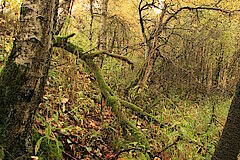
[5,44,12,53]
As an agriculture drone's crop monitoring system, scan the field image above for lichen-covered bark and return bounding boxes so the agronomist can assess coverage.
[212,80,240,160]
[0,0,57,159]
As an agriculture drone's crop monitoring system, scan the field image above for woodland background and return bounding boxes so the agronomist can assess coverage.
[0,0,239,159]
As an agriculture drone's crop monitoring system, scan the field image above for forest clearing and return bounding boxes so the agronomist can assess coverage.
[0,0,240,159]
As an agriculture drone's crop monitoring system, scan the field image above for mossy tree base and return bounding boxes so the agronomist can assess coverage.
[0,59,31,159]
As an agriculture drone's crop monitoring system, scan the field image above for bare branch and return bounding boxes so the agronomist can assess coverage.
[157,136,182,157]
[163,6,240,28]
[214,0,222,7]
[138,0,149,59]
[54,34,134,68]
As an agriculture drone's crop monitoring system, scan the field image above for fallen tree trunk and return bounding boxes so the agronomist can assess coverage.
[120,99,160,124]
[54,34,151,150]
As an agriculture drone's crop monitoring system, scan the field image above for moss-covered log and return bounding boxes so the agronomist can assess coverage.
[120,99,160,124]
[83,51,134,69]
[86,59,150,149]
[54,35,150,149]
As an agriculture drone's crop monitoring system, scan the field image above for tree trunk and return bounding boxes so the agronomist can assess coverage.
[137,4,166,92]
[97,0,108,51]
[0,0,57,159]
[55,0,73,35]
[212,79,240,160]
[89,0,94,50]
[97,0,109,68]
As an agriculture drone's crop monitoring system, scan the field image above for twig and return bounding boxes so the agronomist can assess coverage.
[83,48,96,54]
[4,148,16,160]
[157,136,182,156]
[214,0,222,7]
[163,6,240,29]
[62,151,77,160]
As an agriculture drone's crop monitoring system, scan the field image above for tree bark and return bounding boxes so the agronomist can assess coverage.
[212,79,240,160]
[55,0,73,35]
[0,0,57,159]
[89,0,94,50]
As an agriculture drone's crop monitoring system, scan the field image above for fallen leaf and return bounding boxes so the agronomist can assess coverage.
[61,98,69,104]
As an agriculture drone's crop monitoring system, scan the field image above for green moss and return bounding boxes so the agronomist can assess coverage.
[106,96,117,106]
[0,60,26,109]
[120,100,160,123]
[106,96,120,114]
[82,52,101,59]
[85,58,112,97]
[0,59,27,146]
[84,56,150,149]
[54,34,84,58]
[0,145,4,159]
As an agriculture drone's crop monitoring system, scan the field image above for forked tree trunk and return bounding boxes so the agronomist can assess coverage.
[212,79,240,160]
[0,0,57,159]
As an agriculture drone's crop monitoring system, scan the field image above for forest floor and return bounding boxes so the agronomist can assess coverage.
[32,53,232,160]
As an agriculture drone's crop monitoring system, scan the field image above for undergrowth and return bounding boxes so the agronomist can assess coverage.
[0,2,238,159]
[33,50,230,160]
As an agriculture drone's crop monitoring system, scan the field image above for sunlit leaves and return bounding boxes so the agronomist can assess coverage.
[0,0,20,63]
[35,137,44,155]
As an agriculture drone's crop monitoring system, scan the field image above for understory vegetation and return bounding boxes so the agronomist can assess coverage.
[31,51,231,159]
